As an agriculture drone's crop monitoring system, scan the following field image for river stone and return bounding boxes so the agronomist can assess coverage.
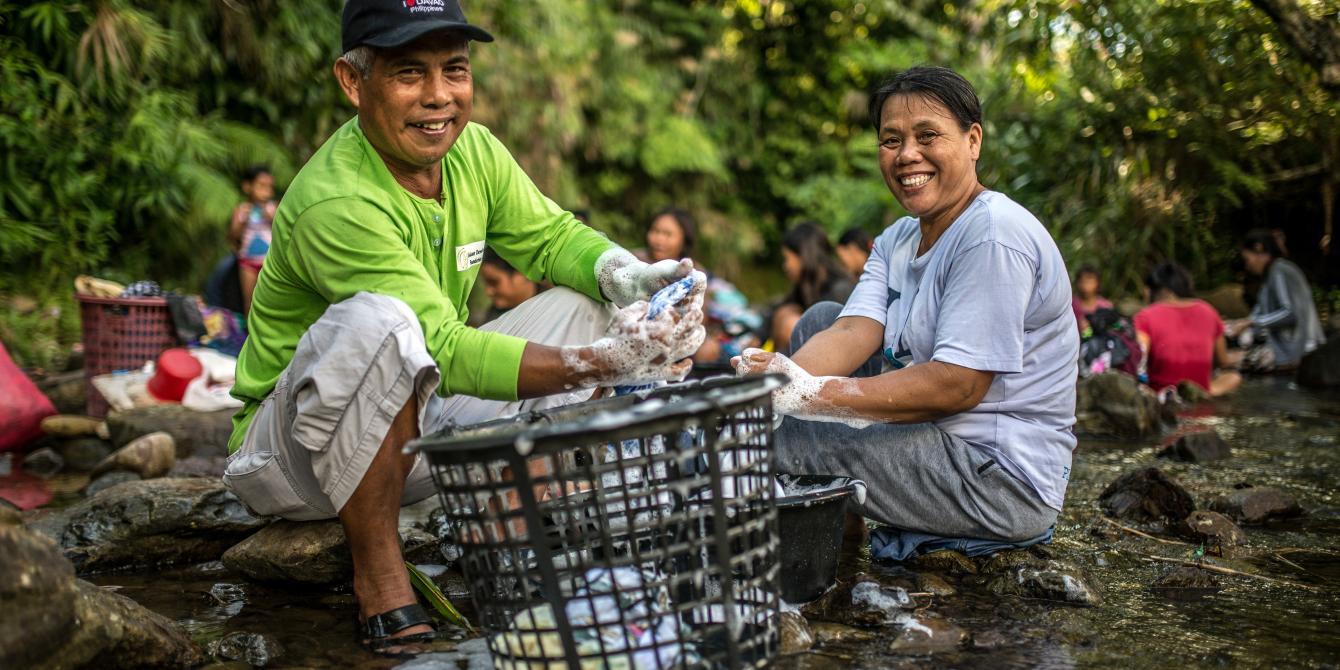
[800,574,915,626]
[986,560,1102,606]
[84,470,142,497]
[0,523,78,668]
[1075,372,1175,438]
[55,437,113,471]
[168,455,229,478]
[1181,510,1247,545]
[47,579,204,669]
[1209,487,1303,524]
[1175,380,1212,404]
[1099,467,1196,524]
[809,621,877,645]
[910,549,978,575]
[1297,338,1340,389]
[222,520,353,585]
[402,527,444,565]
[208,631,285,667]
[34,372,87,415]
[977,545,1052,575]
[106,405,236,458]
[1151,565,1220,592]
[778,610,814,654]
[22,447,65,478]
[915,572,957,597]
[888,616,967,655]
[1159,431,1232,463]
[92,431,175,479]
[30,478,267,573]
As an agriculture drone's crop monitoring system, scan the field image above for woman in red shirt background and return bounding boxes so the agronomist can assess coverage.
[1133,263,1242,397]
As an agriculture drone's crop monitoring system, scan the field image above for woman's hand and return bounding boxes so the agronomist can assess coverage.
[732,348,873,427]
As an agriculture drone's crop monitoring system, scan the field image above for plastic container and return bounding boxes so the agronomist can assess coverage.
[76,294,178,417]
[146,348,203,402]
[774,474,862,603]
[413,375,787,669]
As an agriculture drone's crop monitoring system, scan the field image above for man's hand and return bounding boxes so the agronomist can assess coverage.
[596,248,695,307]
[566,298,706,387]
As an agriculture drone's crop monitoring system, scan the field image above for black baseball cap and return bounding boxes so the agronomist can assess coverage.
[341,0,494,54]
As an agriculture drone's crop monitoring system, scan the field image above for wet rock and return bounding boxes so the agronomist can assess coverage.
[402,527,444,565]
[1181,510,1247,546]
[1159,431,1232,463]
[977,546,1052,575]
[1297,338,1340,389]
[208,631,285,667]
[0,523,78,668]
[915,572,957,597]
[1210,487,1303,524]
[56,579,204,668]
[84,470,141,497]
[969,628,1011,650]
[168,455,228,478]
[0,522,202,669]
[40,414,106,438]
[1175,381,1212,404]
[910,549,977,575]
[30,478,267,573]
[888,616,966,655]
[778,610,814,654]
[93,431,175,479]
[809,621,877,645]
[22,447,65,478]
[1099,467,1196,524]
[986,559,1102,607]
[1075,372,1176,438]
[222,520,353,585]
[34,373,87,415]
[1151,565,1221,593]
[0,505,21,527]
[55,437,113,471]
[106,405,235,458]
[800,574,915,626]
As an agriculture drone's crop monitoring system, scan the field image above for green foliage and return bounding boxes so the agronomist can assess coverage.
[1,0,1335,352]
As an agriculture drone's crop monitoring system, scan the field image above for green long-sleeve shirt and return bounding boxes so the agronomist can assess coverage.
[227,119,615,453]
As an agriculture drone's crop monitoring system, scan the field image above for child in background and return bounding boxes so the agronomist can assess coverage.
[228,166,277,315]
[1072,265,1113,335]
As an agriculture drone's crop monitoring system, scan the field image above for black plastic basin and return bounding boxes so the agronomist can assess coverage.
[775,474,861,603]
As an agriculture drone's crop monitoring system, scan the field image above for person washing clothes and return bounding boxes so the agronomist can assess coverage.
[735,66,1078,559]
[1227,228,1326,371]
[224,0,705,657]
[228,165,278,315]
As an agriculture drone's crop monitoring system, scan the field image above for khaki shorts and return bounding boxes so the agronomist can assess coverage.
[223,289,614,520]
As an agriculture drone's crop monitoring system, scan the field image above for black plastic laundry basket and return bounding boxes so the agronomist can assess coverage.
[413,375,786,669]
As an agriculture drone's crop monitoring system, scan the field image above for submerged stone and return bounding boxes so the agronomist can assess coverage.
[1099,467,1196,524]
[888,616,967,655]
[1158,431,1232,463]
[986,559,1102,607]
[915,572,957,597]
[208,631,285,667]
[778,610,814,654]
[1210,487,1303,524]
[800,574,915,626]
[1180,510,1247,546]
[1151,565,1221,593]
[910,549,978,575]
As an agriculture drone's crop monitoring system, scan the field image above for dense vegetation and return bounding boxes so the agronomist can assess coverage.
[1,0,1337,367]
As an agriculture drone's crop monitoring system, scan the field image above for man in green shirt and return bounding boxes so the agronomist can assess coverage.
[223,0,705,655]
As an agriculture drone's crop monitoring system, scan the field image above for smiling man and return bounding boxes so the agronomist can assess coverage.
[224,0,704,656]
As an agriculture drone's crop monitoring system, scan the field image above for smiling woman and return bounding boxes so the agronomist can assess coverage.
[734,66,1080,555]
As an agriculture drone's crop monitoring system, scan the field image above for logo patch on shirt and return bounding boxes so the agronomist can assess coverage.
[455,240,485,271]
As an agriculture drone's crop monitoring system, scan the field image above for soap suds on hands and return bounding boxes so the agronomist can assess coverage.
[731,349,874,429]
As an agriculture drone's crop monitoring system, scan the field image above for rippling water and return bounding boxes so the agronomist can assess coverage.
[91,377,1339,669]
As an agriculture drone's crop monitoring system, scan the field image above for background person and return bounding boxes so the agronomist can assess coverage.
[1133,263,1241,397]
[770,221,854,352]
[1071,265,1113,334]
[478,246,541,323]
[836,226,874,279]
[1228,228,1326,371]
[735,66,1077,553]
[228,165,278,315]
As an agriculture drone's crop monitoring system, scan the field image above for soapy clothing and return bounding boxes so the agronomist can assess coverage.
[838,190,1079,511]
[228,119,615,454]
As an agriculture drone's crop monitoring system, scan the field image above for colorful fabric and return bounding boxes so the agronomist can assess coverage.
[1133,300,1223,391]
[229,119,615,452]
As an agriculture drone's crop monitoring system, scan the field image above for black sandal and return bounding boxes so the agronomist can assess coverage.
[359,603,438,657]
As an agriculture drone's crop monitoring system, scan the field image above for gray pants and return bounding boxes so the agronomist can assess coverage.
[224,288,614,521]
[775,302,1057,542]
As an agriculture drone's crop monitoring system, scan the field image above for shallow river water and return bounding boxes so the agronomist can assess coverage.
[92,377,1339,669]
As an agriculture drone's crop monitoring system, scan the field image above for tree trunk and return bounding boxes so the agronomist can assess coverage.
[1250,0,1340,89]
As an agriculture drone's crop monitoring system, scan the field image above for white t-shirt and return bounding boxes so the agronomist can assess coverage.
[840,191,1079,510]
